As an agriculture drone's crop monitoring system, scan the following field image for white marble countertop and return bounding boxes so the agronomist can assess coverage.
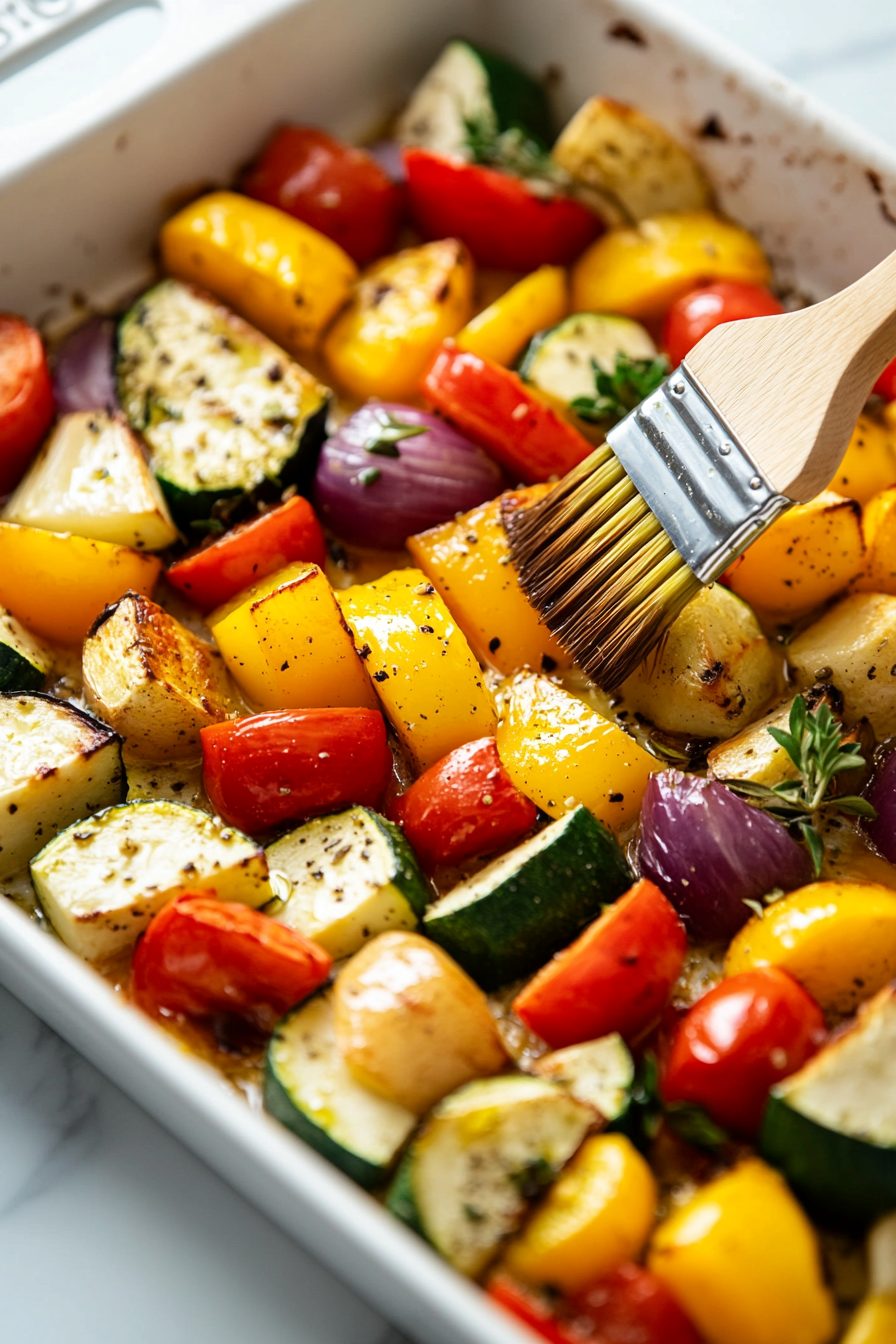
[2,4,895,1343]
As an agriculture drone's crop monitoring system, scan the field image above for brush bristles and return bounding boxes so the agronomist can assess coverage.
[505,446,701,688]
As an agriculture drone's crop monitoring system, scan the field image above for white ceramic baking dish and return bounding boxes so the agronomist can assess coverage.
[2,3,896,1341]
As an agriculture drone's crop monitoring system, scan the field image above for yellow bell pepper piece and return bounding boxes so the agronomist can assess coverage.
[160,191,357,354]
[855,485,896,593]
[842,1295,896,1344]
[649,1158,837,1344]
[827,413,896,504]
[0,521,161,644]
[724,491,864,620]
[455,266,568,367]
[209,563,377,712]
[496,671,657,832]
[338,568,496,772]
[725,880,896,1015]
[572,211,771,322]
[407,485,571,677]
[323,239,474,401]
[503,1134,656,1293]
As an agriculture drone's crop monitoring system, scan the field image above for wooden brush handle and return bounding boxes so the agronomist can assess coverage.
[685,246,896,501]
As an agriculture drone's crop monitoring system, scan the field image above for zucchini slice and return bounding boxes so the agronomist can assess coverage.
[387,1074,591,1276]
[530,1034,634,1126]
[0,607,51,692]
[423,806,631,988]
[396,39,553,158]
[116,280,330,528]
[265,991,416,1189]
[82,592,238,760]
[2,410,178,551]
[760,984,896,1226]
[265,806,430,960]
[31,799,270,961]
[519,312,657,407]
[0,691,125,883]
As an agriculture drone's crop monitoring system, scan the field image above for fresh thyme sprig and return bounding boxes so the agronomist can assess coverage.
[570,353,670,426]
[463,113,562,183]
[723,694,877,876]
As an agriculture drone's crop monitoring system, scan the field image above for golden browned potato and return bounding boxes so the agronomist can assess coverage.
[333,931,507,1115]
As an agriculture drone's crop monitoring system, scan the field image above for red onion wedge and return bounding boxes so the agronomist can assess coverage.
[52,315,118,415]
[366,141,406,184]
[639,770,813,942]
[866,751,896,863]
[314,401,505,549]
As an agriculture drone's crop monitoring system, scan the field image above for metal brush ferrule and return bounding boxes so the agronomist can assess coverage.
[606,365,791,584]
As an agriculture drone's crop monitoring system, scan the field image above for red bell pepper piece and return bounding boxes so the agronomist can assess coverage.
[388,737,537,871]
[489,1266,704,1344]
[874,354,896,401]
[241,125,402,266]
[403,148,600,270]
[513,878,687,1049]
[166,494,327,612]
[132,892,332,1030]
[201,707,391,834]
[662,281,784,368]
[0,314,54,495]
[422,343,593,484]
[661,967,826,1138]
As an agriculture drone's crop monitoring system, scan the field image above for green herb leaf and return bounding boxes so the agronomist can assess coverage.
[571,353,669,426]
[357,467,381,487]
[463,113,560,182]
[665,1101,729,1152]
[723,692,877,879]
[742,898,765,919]
[362,411,427,457]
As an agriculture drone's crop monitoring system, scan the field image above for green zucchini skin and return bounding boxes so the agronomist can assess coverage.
[384,1153,428,1237]
[263,1051,386,1190]
[0,643,44,693]
[760,1093,896,1228]
[423,806,631,989]
[264,993,416,1190]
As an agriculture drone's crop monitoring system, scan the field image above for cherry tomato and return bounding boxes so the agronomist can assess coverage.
[388,737,537,872]
[132,893,332,1031]
[874,355,896,401]
[201,707,391,834]
[0,314,54,495]
[513,879,687,1049]
[488,1266,704,1344]
[662,967,826,1137]
[166,495,327,612]
[423,342,593,484]
[662,281,784,368]
[241,125,402,266]
[404,148,601,271]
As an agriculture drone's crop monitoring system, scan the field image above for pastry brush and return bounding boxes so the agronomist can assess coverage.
[506,246,896,688]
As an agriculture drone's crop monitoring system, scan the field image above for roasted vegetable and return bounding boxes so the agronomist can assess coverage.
[407,485,571,676]
[553,97,712,221]
[456,266,568,367]
[0,692,124,882]
[117,280,330,527]
[571,211,771,322]
[160,191,356,354]
[826,412,896,504]
[31,799,270,960]
[496,672,658,832]
[333,931,507,1114]
[0,313,54,495]
[323,240,473,402]
[209,562,378,711]
[338,567,496,772]
[0,606,50,692]
[3,410,177,550]
[788,592,896,739]
[0,520,161,644]
[726,880,896,1015]
[82,592,238,759]
[662,281,783,367]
